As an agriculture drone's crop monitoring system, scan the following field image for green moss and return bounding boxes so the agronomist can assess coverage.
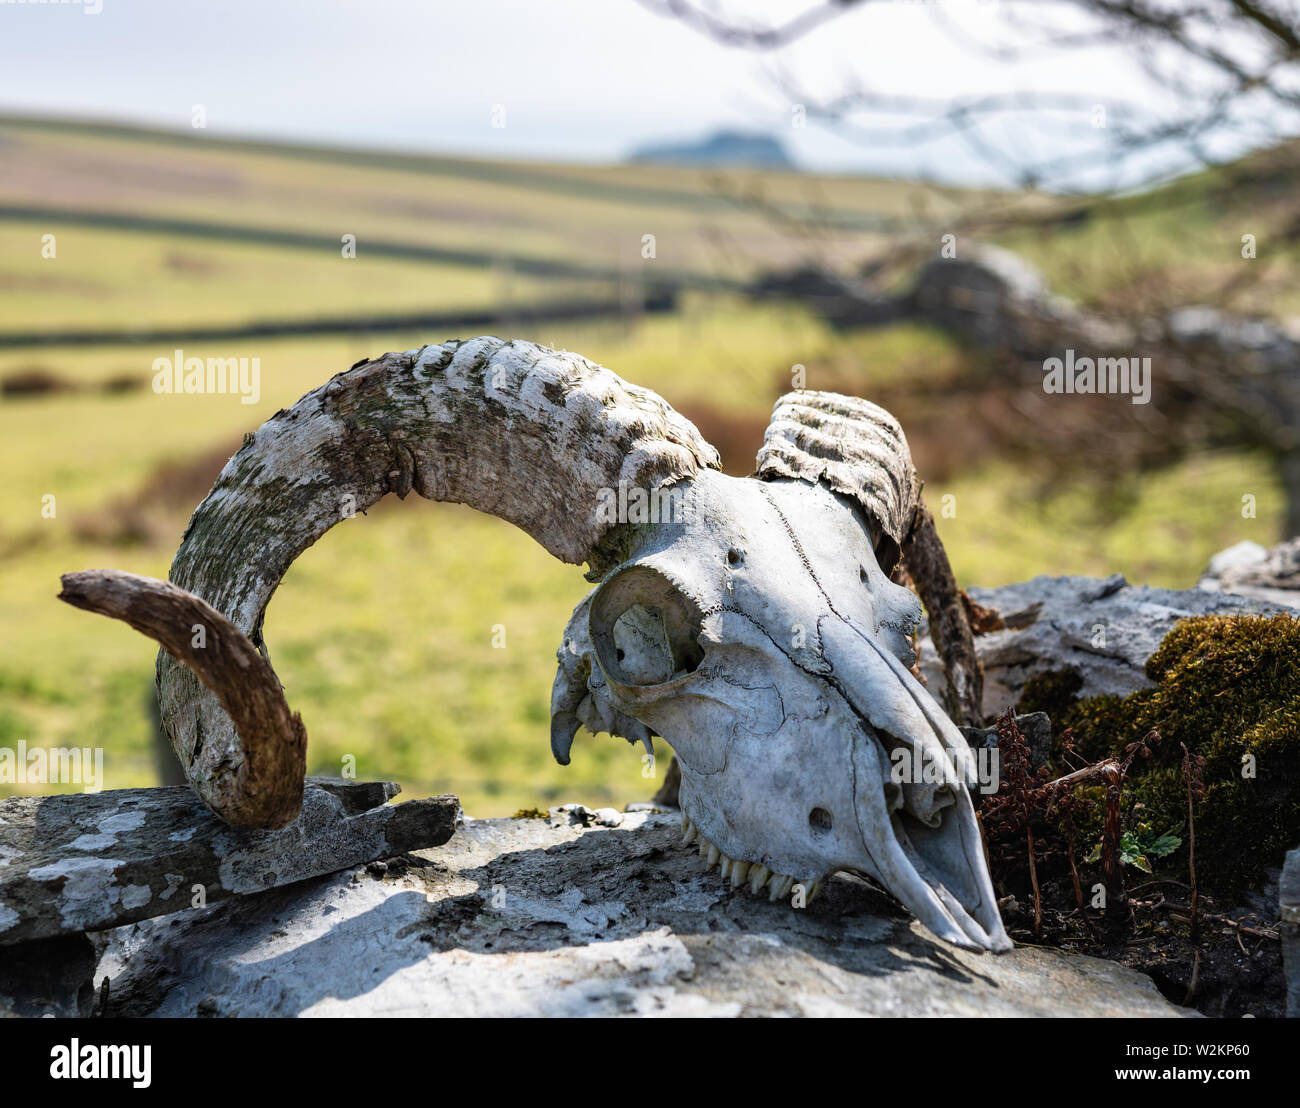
[1021,615,1300,895]
[1016,668,1084,729]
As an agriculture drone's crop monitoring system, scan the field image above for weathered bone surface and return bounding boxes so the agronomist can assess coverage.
[552,469,1010,952]
[61,338,1007,952]
[0,779,456,945]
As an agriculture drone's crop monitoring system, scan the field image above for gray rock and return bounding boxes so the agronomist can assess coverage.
[547,803,624,828]
[961,712,1052,768]
[1166,306,1300,384]
[1205,540,1269,578]
[908,244,1131,355]
[0,778,457,944]
[1200,537,1300,610]
[94,811,1190,1017]
[920,574,1292,719]
[1282,847,1300,1018]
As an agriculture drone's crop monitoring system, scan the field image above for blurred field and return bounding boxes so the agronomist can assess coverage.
[0,117,1284,812]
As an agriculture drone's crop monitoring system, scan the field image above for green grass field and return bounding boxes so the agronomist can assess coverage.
[0,117,1286,813]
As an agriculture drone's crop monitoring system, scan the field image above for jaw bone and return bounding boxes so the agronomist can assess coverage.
[682,815,822,904]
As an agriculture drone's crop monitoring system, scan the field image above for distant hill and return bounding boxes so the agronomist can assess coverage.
[629,129,795,169]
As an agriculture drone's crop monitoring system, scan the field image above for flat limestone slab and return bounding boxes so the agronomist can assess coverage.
[97,810,1191,1017]
[0,778,457,945]
[922,574,1293,718]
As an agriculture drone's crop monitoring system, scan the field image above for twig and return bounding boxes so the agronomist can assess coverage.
[1183,950,1201,1006]
[1045,758,1121,792]
[1066,824,1086,914]
[1137,900,1280,941]
[1027,825,1043,938]
[1101,762,1124,918]
[1127,878,1191,894]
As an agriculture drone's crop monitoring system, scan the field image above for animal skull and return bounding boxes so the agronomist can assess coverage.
[61,337,1009,954]
[552,466,1008,952]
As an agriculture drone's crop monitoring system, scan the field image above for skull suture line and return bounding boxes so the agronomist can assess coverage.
[60,337,1010,955]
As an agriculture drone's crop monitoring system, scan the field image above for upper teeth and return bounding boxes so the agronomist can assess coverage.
[681,815,824,904]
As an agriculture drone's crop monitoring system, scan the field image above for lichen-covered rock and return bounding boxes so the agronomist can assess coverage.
[0,779,457,944]
[94,811,1189,1017]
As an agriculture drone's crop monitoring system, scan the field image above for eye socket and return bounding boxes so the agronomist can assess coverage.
[859,565,869,584]
[809,807,833,833]
[727,548,743,567]
[590,565,705,687]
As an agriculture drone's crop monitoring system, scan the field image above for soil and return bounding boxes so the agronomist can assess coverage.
[990,847,1285,1017]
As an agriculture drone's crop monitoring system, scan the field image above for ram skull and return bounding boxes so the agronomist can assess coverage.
[60,336,1009,954]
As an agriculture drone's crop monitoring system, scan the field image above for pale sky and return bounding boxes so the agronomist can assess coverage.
[0,0,1276,187]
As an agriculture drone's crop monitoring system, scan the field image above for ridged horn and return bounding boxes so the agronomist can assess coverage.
[60,337,720,828]
[755,391,920,574]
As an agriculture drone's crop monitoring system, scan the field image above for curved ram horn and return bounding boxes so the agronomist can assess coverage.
[58,569,309,827]
[755,389,983,726]
[756,391,920,573]
[59,337,720,828]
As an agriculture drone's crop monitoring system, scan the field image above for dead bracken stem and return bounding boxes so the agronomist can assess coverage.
[1139,902,1278,942]
[1101,762,1124,919]
[1180,741,1202,943]
[1183,950,1201,1007]
[1045,758,1121,790]
[1065,819,1092,933]
[1026,825,1042,937]
[976,810,994,882]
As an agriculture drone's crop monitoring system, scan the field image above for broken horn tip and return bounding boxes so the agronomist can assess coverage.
[56,582,88,607]
[56,568,89,593]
